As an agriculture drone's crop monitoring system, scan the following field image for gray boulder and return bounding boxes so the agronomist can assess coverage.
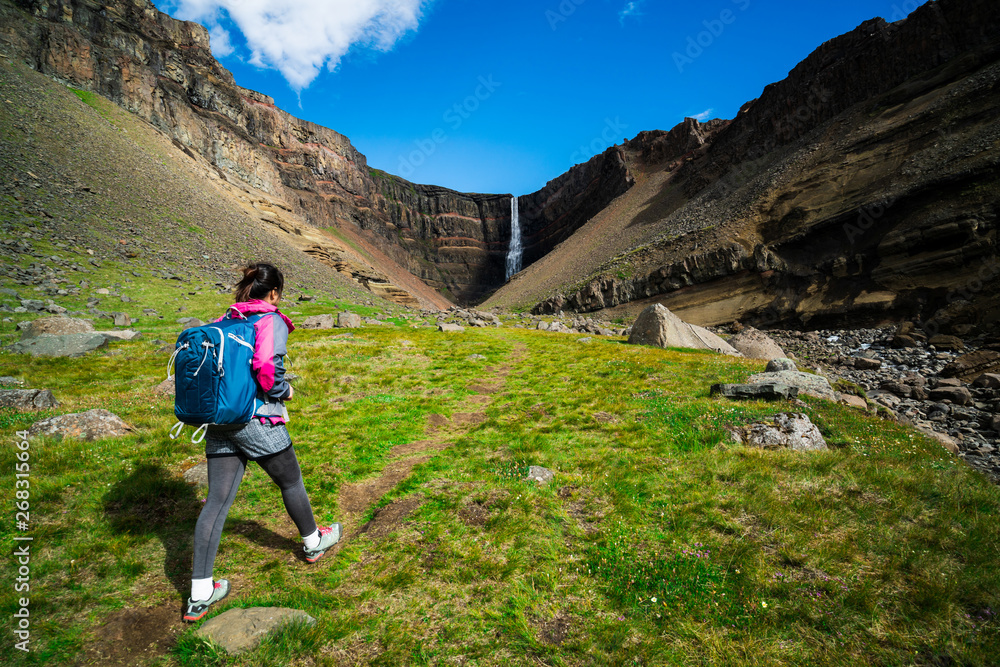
[300,314,335,330]
[728,413,828,451]
[0,389,59,410]
[338,312,362,329]
[711,383,799,401]
[526,466,555,485]
[439,323,465,333]
[99,330,143,342]
[8,333,109,357]
[19,316,94,340]
[194,607,316,655]
[627,304,740,356]
[766,358,797,372]
[747,370,836,402]
[28,409,133,441]
[729,327,786,360]
[181,318,205,330]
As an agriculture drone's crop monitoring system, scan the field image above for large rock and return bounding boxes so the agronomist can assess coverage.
[98,330,143,342]
[19,316,94,339]
[710,383,798,401]
[337,312,362,329]
[940,350,1000,382]
[0,389,59,410]
[928,335,965,351]
[439,323,465,333]
[928,386,973,406]
[299,314,335,330]
[194,607,316,655]
[973,373,1000,389]
[728,327,786,360]
[728,413,828,451]
[8,333,109,357]
[747,370,837,401]
[28,409,133,441]
[627,305,740,356]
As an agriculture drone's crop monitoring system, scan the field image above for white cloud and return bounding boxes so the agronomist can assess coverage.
[168,0,428,90]
[208,24,234,58]
[618,1,645,25]
[691,108,714,121]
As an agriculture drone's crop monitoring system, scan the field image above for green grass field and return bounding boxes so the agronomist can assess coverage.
[1,318,998,666]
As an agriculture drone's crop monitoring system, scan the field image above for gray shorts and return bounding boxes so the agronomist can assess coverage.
[205,419,292,460]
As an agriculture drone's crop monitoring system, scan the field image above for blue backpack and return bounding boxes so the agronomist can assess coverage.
[167,310,263,443]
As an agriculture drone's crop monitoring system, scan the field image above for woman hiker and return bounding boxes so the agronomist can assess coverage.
[184,262,341,622]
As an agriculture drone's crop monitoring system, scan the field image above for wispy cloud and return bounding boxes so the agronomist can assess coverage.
[691,108,715,121]
[165,0,428,91]
[618,1,645,25]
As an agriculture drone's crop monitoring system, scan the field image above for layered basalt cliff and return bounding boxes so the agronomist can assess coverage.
[530,0,1000,332]
[2,0,628,305]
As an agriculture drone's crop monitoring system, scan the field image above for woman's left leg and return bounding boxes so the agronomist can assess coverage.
[256,446,317,538]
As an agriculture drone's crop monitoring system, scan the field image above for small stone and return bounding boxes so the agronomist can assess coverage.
[928,386,973,406]
[0,389,59,410]
[526,466,555,485]
[194,607,316,655]
[853,357,883,370]
[840,394,869,410]
[467,354,487,361]
[765,358,797,373]
[728,412,828,451]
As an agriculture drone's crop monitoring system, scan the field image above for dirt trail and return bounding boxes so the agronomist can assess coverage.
[332,341,528,545]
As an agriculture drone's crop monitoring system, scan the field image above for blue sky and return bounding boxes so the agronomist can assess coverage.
[152,0,926,196]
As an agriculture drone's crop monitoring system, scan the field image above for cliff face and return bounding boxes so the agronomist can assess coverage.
[527,0,1000,333]
[0,0,645,306]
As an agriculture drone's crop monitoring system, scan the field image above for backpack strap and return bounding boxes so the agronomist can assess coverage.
[228,306,248,320]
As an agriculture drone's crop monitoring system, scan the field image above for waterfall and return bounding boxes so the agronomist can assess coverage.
[505,195,522,280]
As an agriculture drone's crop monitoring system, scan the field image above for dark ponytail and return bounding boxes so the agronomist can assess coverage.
[234,263,284,302]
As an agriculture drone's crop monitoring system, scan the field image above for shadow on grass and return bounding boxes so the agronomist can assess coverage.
[227,518,300,556]
[102,463,201,597]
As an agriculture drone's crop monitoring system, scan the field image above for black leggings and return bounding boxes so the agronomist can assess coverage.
[192,446,317,579]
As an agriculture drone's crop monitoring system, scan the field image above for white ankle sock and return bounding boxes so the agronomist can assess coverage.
[191,577,214,602]
[303,529,320,550]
